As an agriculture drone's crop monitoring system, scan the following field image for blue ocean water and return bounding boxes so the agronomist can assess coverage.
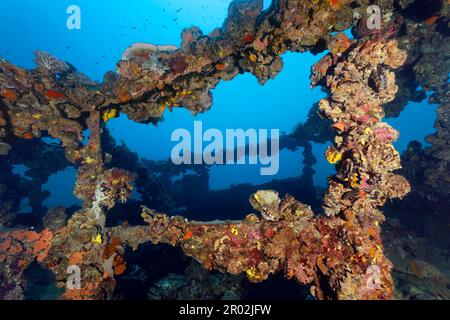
[0,0,437,209]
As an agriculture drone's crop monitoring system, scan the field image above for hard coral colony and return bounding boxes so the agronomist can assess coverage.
[0,0,449,301]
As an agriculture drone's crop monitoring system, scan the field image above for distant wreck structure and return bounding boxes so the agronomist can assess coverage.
[0,0,449,300]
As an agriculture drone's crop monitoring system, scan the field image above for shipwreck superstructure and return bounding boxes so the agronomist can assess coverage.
[0,0,449,300]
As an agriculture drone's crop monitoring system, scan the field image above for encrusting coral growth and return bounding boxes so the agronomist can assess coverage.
[0,0,448,300]
[105,35,409,300]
